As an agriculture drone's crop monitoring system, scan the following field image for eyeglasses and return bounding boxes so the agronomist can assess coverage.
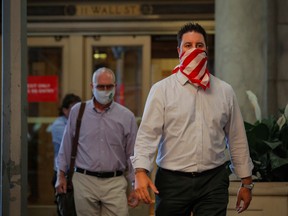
[95,84,115,91]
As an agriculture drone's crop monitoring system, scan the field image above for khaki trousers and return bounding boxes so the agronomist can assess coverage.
[72,172,128,216]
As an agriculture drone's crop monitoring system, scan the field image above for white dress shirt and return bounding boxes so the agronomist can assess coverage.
[131,72,253,178]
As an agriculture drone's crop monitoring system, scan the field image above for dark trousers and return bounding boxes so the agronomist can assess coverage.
[52,170,61,216]
[155,164,229,216]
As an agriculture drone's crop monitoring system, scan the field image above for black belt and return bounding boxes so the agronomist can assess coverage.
[159,163,226,177]
[75,167,123,178]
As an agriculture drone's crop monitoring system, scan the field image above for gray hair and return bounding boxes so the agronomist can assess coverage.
[92,67,116,84]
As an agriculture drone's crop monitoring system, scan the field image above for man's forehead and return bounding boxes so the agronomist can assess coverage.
[97,73,114,82]
[182,31,205,42]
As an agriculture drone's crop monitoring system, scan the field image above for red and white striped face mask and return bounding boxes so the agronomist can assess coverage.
[172,48,210,90]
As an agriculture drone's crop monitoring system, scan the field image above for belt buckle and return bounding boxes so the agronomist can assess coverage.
[113,171,116,177]
[191,172,197,177]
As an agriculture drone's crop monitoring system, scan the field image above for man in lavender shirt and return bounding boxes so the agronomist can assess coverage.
[56,67,139,216]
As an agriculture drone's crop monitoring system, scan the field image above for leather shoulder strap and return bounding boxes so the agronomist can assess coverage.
[68,102,86,180]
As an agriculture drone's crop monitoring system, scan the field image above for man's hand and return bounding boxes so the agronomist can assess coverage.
[127,190,140,208]
[134,170,159,204]
[236,187,252,213]
[55,170,67,194]
[236,176,253,213]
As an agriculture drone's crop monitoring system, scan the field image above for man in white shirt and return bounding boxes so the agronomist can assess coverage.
[131,22,254,216]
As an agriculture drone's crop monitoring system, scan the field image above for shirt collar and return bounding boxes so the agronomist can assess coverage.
[176,71,199,88]
[90,97,114,112]
[176,71,210,91]
[176,71,189,85]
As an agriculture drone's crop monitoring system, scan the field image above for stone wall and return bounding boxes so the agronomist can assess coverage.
[215,0,288,123]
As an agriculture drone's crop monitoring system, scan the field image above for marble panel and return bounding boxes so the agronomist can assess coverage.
[278,0,288,23]
[277,25,288,80]
[267,79,278,115]
[277,81,288,109]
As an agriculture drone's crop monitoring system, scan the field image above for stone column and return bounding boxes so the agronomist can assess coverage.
[277,0,288,110]
[1,0,28,215]
[215,0,270,123]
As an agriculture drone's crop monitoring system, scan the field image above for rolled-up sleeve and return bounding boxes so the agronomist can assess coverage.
[130,84,164,172]
[56,104,79,173]
[225,92,254,178]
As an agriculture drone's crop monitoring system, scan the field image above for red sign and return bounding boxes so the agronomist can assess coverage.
[27,75,58,102]
[116,83,125,105]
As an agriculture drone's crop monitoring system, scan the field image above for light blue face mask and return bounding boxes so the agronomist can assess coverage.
[93,87,115,105]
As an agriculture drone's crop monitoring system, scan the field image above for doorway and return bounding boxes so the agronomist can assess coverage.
[27,35,151,215]
[84,35,151,116]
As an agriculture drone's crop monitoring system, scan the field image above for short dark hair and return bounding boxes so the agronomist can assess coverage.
[177,22,208,47]
[59,93,81,116]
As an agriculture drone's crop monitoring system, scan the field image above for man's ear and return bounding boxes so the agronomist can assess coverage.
[177,47,180,56]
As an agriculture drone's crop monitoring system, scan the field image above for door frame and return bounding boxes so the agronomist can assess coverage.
[84,35,151,115]
[27,36,84,98]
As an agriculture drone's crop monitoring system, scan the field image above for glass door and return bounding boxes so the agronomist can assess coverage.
[27,37,71,215]
[84,36,151,117]
[26,35,151,215]
[84,36,151,216]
